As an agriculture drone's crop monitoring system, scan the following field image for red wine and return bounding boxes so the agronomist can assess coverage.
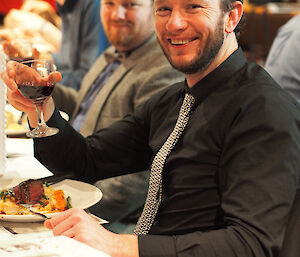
[12,58,33,63]
[18,84,54,103]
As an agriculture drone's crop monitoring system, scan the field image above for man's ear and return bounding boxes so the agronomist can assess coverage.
[225,1,243,33]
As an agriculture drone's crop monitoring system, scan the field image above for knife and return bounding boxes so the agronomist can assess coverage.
[3,226,18,235]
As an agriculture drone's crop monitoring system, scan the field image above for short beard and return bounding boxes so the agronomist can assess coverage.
[107,32,134,49]
[158,19,225,74]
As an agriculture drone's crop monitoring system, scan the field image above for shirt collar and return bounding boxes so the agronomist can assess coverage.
[183,47,248,104]
[103,50,128,64]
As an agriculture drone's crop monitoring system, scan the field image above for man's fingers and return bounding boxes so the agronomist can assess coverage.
[43,208,89,237]
[44,217,75,238]
[48,71,62,84]
[44,219,53,229]
[59,227,76,239]
[7,91,35,112]
[2,41,21,60]
[51,217,76,237]
[1,70,17,91]
[13,63,62,87]
[6,60,18,78]
[32,48,40,59]
[44,208,75,230]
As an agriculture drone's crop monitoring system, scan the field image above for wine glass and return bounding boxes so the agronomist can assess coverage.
[16,59,59,138]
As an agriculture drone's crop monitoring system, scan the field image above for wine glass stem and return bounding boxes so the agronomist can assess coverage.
[35,104,45,126]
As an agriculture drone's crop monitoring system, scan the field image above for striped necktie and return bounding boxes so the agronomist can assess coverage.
[134,93,195,235]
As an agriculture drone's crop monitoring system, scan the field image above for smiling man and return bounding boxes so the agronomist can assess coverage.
[3,0,300,257]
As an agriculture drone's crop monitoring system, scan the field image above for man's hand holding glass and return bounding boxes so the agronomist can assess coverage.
[1,60,61,131]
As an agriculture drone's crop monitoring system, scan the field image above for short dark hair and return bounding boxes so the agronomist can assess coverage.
[221,0,244,39]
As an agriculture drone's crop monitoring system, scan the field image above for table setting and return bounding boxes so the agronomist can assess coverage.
[1,110,108,256]
[0,145,108,256]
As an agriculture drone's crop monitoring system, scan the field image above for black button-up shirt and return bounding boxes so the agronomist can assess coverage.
[35,48,300,257]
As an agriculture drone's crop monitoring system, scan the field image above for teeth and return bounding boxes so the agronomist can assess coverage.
[170,39,192,45]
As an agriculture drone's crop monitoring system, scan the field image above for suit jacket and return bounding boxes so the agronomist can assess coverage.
[52,34,184,232]
[53,34,184,137]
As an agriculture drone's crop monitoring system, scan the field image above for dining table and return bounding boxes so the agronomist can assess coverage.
[4,137,53,179]
[0,137,109,257]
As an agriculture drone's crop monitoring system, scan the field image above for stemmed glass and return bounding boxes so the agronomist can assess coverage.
[16,59,59,138]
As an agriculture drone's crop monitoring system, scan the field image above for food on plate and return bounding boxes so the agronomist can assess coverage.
[6,109,28,131]
[12,179,44,204]
[0,179,72,215]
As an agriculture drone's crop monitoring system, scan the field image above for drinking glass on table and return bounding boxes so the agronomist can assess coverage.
[16,59,59,138]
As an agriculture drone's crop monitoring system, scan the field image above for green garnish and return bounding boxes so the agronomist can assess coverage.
[67,196,72,209]
[0,190,9,201]
[42,195,49,200]
[38,201,46,207]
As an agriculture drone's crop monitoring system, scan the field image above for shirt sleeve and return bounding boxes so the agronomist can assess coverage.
[34,105,153,184]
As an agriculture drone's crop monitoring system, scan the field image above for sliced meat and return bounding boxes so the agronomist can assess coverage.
[12,179,44,204]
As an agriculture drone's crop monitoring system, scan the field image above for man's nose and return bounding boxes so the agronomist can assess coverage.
[112,5,127,19]
[166,11,188,32]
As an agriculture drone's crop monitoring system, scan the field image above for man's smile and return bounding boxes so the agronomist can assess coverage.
[168,38,198,46]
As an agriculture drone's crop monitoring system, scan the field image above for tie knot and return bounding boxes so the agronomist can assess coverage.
[182,93,195,115]
[184,93,195,103]
[104,50,128,63]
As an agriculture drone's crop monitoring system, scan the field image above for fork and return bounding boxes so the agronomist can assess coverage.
[22,204,49,220]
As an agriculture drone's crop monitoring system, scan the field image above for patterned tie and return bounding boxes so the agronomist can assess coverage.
[134,93,195,235]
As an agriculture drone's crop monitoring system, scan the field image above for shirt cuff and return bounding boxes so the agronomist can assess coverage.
[46,107,68,131]
[138,235,176,257]
[28,107,67,132]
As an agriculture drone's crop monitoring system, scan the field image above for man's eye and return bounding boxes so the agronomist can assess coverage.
[124,2,138,8]
[104,1,114,6]
[187,4,202,11]
[155,7,171,16]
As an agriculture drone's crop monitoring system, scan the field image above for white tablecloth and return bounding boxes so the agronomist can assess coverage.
[0,232,110,257]
[4,138,53,178]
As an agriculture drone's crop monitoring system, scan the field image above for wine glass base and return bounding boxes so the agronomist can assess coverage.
[26,124,59,138]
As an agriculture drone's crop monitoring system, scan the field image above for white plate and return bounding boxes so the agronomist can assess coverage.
[5,105,29,138]
[0,179,102,222]
[5,105,69,138]
[5,128,29,138]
